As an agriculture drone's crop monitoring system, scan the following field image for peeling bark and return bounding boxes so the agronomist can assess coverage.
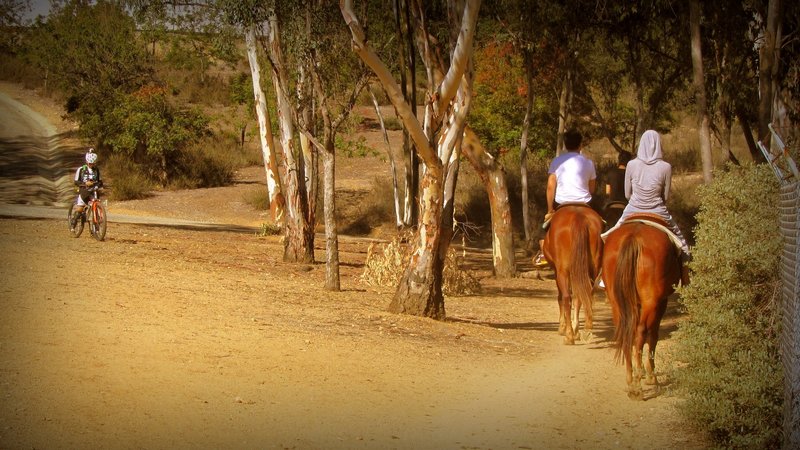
[341,0,480,319]
[245,26,285,224]
[462,128,516,277]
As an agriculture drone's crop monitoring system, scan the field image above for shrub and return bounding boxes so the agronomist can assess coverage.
[338,176,396,236]
[672,163,783,448]
[360,232,481,296]
[169,135,237,189]
[255,222,281,237]
[668,144,701,173]
[104,153,152,201]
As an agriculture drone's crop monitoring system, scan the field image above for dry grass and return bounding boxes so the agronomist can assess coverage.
[360,231,481,296]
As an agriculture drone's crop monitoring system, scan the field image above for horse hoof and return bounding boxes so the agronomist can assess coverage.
[645,377,658,386]
[563,336,575,345]
[579,330,594,343]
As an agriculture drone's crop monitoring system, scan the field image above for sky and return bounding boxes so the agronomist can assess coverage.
[24,0,53,21]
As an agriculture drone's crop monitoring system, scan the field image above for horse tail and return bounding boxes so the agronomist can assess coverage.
[571,216,594,314]
[613,232,641,365]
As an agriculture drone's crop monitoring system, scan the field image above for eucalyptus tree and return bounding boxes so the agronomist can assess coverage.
[226,0,374,286]
[219,0,286,226]
[700,0,757,163]
[756,0,800,154]
[244,24,285,223]
[388,0,420,229]
[259,6,316,264]
[342,0,481,318]
[290,1,372,289]
[263,2,377,281]
[689,0,713,182]
[218,0,316,265]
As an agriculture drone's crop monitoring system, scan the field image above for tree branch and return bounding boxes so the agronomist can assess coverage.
[340,0,437,168]
[435,0,480,113]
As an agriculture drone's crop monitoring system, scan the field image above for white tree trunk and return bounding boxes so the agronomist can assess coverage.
[370,90,403,228]
[341,0,480,319]
[463,127,516,277]
[245,26,285,223]
[266,12,314,263]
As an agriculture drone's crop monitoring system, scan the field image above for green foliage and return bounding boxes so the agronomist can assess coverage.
[169,134,254,189]
[335,135,377,158]
[669,145,702,174]
[255,222,282,237]
[673,163,783,448]
[24,1,151,114]
[229,72,254,107]
[468,38,558,159]
[103,85,210,181]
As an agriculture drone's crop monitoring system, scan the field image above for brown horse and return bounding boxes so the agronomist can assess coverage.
[542,205,604,345]
[601,215,681,400]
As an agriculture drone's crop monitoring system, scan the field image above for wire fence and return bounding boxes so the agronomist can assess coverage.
[760,122,799,448]
[779,180,800,449]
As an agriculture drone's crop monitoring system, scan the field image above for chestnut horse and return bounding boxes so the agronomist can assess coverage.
[601,215,681,400]
[542,205,604,345]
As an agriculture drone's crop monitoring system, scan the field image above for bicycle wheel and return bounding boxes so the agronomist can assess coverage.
[91,201,107,241]
[68,204,84,238]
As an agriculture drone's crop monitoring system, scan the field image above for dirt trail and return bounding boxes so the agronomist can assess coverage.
[0,84,709,449]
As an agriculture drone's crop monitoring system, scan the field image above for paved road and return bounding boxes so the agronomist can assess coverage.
[0,90,78,206]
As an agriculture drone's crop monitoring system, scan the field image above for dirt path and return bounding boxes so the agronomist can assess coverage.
[0,83,709,449]
[0,218,705,449]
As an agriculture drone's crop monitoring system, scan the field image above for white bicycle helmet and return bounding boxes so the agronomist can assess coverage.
[85,148,98,164]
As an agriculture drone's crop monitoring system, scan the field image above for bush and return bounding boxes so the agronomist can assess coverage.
[169,136,237,189]
[104,154,152,201]
[672,163,783,448]
[360,232,481,296]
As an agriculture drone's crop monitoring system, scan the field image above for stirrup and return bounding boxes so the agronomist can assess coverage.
[533,251,548,268]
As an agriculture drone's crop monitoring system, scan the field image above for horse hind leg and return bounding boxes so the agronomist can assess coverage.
[562,293,575,345]
[644,330,659,386]
[555,273,575,344]
[574,297,594,343]
[627,326,646,400]
[557,292,567,336]
[578,292,596,343]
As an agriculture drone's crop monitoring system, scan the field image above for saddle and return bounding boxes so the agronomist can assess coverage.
[620,213,684,253]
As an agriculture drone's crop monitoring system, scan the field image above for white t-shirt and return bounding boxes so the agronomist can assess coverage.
[548,151,596,204]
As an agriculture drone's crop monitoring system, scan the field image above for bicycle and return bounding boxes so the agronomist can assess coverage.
[68,185,107,241]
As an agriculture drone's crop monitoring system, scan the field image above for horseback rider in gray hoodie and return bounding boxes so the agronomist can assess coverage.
[602,129,690,285]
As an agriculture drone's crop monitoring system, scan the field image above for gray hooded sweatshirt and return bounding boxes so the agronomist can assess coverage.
[625,129,672,210]
[603,130,689,255]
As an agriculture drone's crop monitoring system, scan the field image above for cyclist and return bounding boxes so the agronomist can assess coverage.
[71,148,103,230]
